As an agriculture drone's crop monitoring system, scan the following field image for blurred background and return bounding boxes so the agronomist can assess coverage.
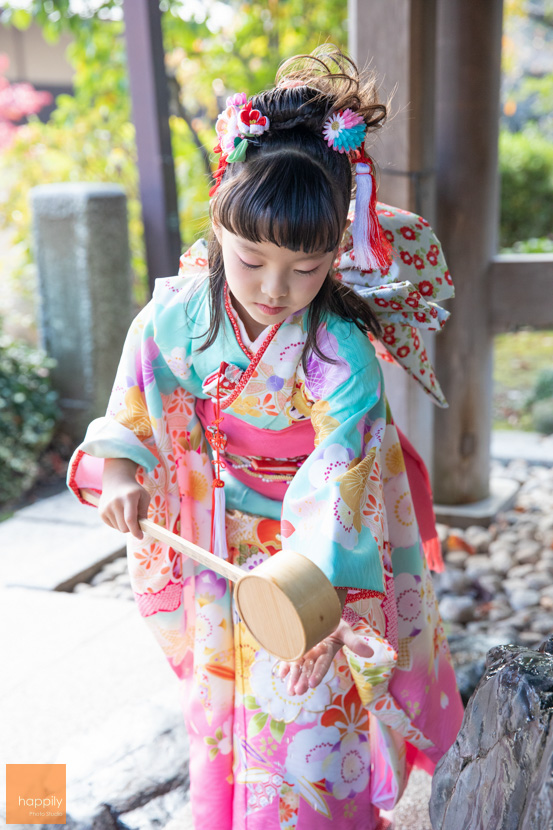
[0,0,552,512]
[1,5,552,826]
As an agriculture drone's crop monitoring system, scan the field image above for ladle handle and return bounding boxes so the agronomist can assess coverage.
[79,488,243,583]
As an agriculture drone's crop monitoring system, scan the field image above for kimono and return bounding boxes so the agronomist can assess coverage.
[68,203,463,830]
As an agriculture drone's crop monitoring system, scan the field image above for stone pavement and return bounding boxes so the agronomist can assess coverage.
[0,493,192,829]
[0,585,192,828]
[0,480,439,828]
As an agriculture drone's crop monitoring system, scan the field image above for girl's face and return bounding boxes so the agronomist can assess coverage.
[216,227,337,340]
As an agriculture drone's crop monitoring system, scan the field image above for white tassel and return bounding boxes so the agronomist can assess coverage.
[351,162,391,271]
[211,484,228,560]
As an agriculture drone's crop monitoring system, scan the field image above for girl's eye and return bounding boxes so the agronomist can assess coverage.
[295,265,320,275]
[239,258,261,270]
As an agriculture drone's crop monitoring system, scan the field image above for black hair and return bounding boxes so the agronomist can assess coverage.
[200,47,387,371]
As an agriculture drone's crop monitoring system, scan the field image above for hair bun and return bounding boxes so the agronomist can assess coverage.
[269,45,386,134]
[255,86,333,133]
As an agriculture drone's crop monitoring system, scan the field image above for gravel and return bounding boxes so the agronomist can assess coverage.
[438,459,553,659]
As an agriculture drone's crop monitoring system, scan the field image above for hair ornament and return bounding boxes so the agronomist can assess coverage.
[322,108,367,154]
[349,150,393,271]
[211,93,270,194]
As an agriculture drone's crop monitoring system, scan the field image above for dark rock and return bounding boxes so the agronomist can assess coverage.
[447,634,513,707]
[439,595,476,624]
[430,638,553,830]
[119,787,190,829]
[433,568,472,597]
[55,696,189,830]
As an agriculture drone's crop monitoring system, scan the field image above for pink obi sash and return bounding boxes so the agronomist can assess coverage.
[195,398,315,500]
[195,398,444,571]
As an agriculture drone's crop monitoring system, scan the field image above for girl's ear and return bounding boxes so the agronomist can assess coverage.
[212,220,222,243]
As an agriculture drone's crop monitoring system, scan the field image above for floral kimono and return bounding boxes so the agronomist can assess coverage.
[68,203,463,830]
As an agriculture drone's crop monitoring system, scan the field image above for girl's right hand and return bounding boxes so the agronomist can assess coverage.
[98,457,150,540]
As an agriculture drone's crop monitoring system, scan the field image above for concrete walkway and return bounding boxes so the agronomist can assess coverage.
[0,495,192,829]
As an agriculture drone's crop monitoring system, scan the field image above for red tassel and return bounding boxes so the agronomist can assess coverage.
[205,361,229,559]
[423,536,445,573]
[349,151,392,271]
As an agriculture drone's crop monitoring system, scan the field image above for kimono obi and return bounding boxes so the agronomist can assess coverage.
[195,397,315,500]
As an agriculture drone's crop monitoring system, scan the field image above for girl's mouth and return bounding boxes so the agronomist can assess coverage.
[255,303,286,315]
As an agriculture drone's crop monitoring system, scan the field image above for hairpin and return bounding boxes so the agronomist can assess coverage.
[322,108,367,154]
[211,93,270,195]
[322,108,391,270]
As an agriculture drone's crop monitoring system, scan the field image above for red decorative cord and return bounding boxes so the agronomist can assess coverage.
[206,363,227,552]
[224,284,254,359]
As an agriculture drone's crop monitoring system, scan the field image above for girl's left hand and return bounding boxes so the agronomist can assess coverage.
[278,619,374,696]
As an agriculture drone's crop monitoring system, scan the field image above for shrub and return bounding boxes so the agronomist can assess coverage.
[532,368,553,404]
[499,127,553,249]
[532,399,553,436]
[0,336,60,506]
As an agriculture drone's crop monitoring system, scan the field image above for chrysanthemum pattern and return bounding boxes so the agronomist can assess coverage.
[69,217,463,829]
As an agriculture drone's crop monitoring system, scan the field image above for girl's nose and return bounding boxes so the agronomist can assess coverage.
[262,273,288,300]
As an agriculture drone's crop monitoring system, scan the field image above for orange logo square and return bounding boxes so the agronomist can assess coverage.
[6,764,66,825]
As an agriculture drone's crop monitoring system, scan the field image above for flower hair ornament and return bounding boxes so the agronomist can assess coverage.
[210,92,392,272]
[210,93,270,196]
[322,107,392,271]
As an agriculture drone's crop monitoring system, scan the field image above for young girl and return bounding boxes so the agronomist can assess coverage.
[68,48,463,830]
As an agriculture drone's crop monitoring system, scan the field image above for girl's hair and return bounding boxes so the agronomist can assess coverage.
[202,46,387,371]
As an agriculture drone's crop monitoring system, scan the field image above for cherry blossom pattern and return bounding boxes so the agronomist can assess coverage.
[204,718,233,761]
[308,443,354,489]
[195,569,228,606]
[213,93,270,167]
[393,572,425,639]
[306,326,351,399]
[249,656,335,724]
[215,92,247,154]
[286,722,341,789]
[323,732,370,800]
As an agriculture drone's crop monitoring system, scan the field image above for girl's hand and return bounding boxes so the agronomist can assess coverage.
[98,458,150,540]
[278,619,374,696]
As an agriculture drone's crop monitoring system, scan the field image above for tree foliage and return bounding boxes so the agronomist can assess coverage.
[500,126,553,248]
[499,0,553,249]
[0,0,348,314]
[0,55,52,148]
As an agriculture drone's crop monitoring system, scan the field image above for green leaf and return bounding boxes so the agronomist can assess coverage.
[349,657,361,673]
[12,10,32,30]
[244,695,259,710]
[227,138,249,162]
[247,712,268,738]
[269,718,285,743]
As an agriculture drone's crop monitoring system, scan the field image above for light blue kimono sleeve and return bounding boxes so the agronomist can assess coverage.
[68,274,206,495]
[281,335,387,593]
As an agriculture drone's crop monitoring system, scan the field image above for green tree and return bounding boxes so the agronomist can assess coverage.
[0,0,348,318]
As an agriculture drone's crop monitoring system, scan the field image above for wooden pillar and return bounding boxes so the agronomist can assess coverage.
[349,0,438,474]
[433,0,503,503]
[349,0,437,217]
[123,0,181,291]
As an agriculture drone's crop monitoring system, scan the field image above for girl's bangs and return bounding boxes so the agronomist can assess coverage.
[215,155,347,253]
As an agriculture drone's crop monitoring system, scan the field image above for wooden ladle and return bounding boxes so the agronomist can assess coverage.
[80,488,342,662]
